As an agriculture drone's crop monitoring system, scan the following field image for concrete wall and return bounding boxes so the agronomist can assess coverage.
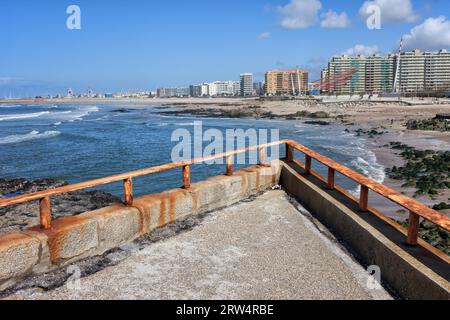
[0,162,281,291]
[280,162,450,300]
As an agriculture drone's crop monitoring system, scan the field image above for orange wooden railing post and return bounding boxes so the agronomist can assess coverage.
[258,147,269,167]
[305,155,312,174]
[359,185,369,212]
[39,196,52,229]
[327,167,335,189]
[286,144,293,162]
[183,165,191,189]
[407,211,420,246]
[123,177,133,206]
[226,155,233,176]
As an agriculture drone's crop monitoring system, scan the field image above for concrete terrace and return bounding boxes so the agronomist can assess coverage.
[7,190,391,300]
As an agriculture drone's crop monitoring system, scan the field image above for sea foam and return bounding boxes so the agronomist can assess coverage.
[0,130,61,145]
[0,111,50,121]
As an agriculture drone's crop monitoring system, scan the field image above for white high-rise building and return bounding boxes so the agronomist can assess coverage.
[240,73,254,96]
[201,83,209,96]
[208,81,239,96]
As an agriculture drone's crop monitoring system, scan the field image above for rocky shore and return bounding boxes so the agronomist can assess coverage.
[0,179,120,235]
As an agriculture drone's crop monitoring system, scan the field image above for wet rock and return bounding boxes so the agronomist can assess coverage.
[110,108,135,113]
[0,178,121,235]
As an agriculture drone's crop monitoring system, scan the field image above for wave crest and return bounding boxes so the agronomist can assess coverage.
[0,130,61,145]
[0,111,50,121]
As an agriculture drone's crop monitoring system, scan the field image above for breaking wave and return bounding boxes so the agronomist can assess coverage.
[0,106,99,123]
[0,130,61,145]
[0,111,50,121]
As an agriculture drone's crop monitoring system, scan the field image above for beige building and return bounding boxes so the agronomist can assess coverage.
[424,50,450,91]
[396,49,450,94]
[398,50,426,93]
[264,69,308,96]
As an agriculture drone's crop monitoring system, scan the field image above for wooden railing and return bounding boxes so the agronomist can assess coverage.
[0,140,282,229]
[284,140,450,247]
[0,139,449,250]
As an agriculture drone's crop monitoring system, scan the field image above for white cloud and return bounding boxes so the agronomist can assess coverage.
[343,45,379,56]
[403,16,450,51]
[320,10,350,28]
[277,0,322,29]
[257,32,271,40]
[359,0,420,23]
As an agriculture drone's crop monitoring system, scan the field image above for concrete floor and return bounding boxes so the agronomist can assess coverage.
[11,190,392,300]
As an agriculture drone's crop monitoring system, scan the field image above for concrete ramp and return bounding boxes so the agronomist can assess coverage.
[11,191,391,300]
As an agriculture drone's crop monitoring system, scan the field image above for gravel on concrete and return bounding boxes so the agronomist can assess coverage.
[7,190,392,300]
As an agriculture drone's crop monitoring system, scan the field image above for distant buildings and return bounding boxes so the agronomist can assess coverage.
[158,74,253,98]
[264,70,308,96]
[253,82,263,96]
[240,73,254,96]
[321,49,450,95]
[157,87,190,98]
[208,81,240,96]
[189,84,202,97]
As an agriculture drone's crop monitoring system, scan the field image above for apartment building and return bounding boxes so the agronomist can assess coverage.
[398,50,426,93]
[240,73,254,96]
[365,55,395,94]
[424,49,450,92]
[208,81,239,96]
[189,84,202,97]
[321,49,450,95]
[156,87,190,98]
[321,55,394,95]
[264,69,308,96]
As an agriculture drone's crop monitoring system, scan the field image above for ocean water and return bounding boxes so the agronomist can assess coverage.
[0,103,385,197]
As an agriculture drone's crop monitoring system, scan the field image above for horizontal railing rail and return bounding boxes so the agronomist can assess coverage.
[0,139,449,251]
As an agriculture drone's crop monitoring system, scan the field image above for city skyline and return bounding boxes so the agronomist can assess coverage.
[1,0,450,97]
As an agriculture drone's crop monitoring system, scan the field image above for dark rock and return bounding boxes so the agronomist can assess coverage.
[0,178,121,235]
[110,108,135,113]
[304,120,330,126]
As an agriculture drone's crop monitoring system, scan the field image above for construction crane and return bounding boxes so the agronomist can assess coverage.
[392,38,404,94]
[290,66,303,96]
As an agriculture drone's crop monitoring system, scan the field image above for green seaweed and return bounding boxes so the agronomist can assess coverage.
[386,142,450,197]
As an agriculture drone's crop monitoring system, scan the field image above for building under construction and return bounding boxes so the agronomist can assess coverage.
[320,49,450,96]
[320,54,395,95]
[264,69,308,96]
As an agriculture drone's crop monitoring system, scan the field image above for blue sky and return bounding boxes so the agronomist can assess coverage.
[1,0,450,97]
